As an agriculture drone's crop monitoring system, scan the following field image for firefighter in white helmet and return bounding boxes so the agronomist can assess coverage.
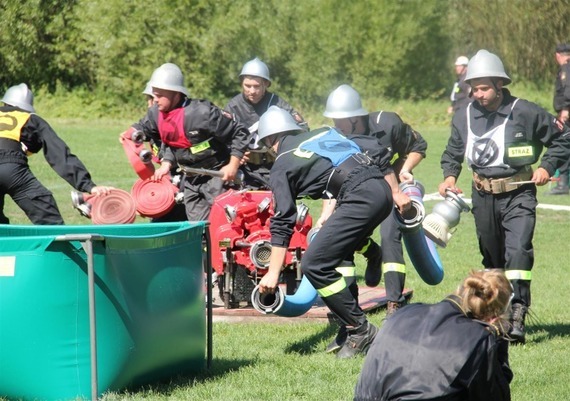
[319,84,427,353]
[438,49,570,344]
[448,55,472,115]
[257,106,410,358]
[0,83,113,224]
[224,57,307,189]
[121,63,250,221]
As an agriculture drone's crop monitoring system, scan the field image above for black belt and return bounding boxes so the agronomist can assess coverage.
[326,153,372,198]
[0,138,23,152]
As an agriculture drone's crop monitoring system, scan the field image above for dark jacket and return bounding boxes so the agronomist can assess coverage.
[451,72,472,113]
[354,296,512,401]
[132,99,250,169]
[224,91,303,133]
[367,111,427,168]
[268,128,393,248]
[553,62,570,113]
[442,89,570,179]
[0,105,96,193]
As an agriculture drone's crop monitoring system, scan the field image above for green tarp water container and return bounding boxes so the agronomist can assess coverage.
[0,221,207,400]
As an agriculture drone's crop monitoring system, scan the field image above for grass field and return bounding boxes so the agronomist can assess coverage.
[2,97,570,400]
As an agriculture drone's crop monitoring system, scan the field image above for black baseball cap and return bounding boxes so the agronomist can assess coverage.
[556,43,570,53]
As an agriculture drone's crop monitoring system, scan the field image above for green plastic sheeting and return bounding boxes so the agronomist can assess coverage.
[0,222,207,401]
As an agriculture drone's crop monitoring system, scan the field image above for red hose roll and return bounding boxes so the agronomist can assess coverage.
[90,189,137,225]
[131,176,178,218]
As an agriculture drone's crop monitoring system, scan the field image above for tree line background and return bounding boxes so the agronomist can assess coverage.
[1,0,569,118]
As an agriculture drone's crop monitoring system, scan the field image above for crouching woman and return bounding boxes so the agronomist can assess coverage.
[354,269,513,401]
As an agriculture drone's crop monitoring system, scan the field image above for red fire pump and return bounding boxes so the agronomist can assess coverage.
[208,189,313,308]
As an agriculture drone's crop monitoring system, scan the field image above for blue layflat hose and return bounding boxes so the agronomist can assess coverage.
[396,181,444,285]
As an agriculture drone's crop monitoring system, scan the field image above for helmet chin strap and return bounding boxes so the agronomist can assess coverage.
[346,116,367,136]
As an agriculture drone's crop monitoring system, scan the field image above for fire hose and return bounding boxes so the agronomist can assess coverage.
[394,181,444,285]
[250,276,318,317]
[250,227,320,317]
[71,189,137,225]
[131,176,180,218]
[120,129,155,180]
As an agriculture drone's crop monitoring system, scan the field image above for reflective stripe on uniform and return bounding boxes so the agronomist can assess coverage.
[336,266,355,277]
[382,262,406,274]
[317,276,347,298]
[505,270,532,281]
[357,238,373,254]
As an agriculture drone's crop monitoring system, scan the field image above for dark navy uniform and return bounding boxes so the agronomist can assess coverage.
[132,99,250,221]
[270,127,395,329]
[441,89,570,307]
[354,296,512,401]
[553,61,570,115]
[0,105,97,225]
[552,59,570,188]
[367,111,427,303]
[450,70,472,113]
[225,92,305,189]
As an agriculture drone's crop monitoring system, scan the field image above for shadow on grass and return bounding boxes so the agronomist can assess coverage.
[114,357,256,398]
[528,322,570,344]
[283,323,338,355]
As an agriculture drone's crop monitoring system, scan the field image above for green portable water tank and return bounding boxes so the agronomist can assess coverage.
[0,221,207,400]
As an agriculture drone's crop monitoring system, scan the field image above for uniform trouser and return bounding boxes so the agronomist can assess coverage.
[555,158,570,185]
[380,212,406,303]
[356,211,406,302]
[183,174,226,221]
[302,176,393,328]
[151,202,188,223]
[0,195,9,224]
[0,162,64,225]
[471,184,536,307]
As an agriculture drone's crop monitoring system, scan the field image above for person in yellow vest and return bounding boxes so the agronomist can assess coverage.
[0,83,113,224]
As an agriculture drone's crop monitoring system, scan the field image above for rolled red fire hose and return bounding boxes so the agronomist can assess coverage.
[131,176,178,218]
[90,189,137,225]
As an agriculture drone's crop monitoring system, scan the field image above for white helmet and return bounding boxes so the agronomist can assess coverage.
[1,83,35,112]
[464,49,511,85]
[323,84,368,119]
[148,63,189,96]
[142,82,153,97]
[454,56,469,66]
[239,57,271,82]
[258,106,301,144]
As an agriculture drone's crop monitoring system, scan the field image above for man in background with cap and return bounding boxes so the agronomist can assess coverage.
[448,55,471,115]
[547,43,570,195]
[122,63,250,221]
[224,57,307,189]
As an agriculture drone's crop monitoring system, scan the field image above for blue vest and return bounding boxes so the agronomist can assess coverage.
[294,128,361,166]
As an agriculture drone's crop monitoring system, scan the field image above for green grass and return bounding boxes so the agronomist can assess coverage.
[2,98,570,401]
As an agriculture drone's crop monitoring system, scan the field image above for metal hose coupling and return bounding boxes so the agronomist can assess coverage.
[251,276,318,317]
[394,181,426,232]
[422,189,470,248]
[394,180,444,285]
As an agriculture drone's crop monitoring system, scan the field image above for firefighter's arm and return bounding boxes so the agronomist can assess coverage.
[438,176,458,196]
[316,198,337,228]
[258,246,287,294]
[219,155,241,181]
[399,151,424,183]
[384,172,411,213]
